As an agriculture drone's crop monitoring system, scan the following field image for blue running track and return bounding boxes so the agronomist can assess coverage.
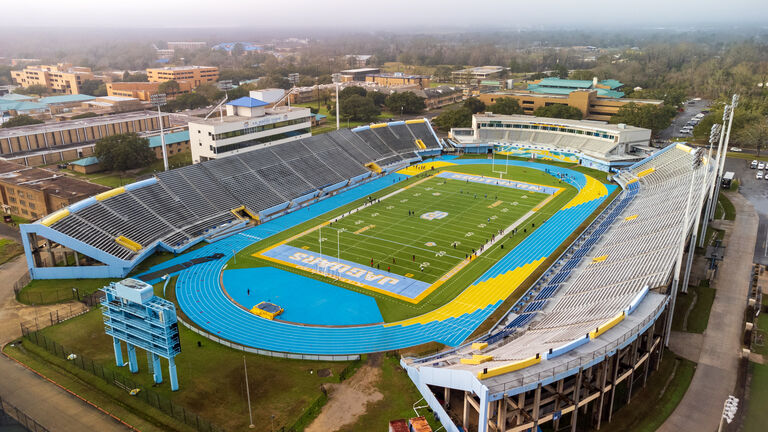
[137,161,614,355]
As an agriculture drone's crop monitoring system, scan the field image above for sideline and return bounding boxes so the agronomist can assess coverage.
[659,191,757,432]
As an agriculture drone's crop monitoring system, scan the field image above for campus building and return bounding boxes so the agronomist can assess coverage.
[0,160,108,220]
[477,90,662,122]
[167,42,207,50]
[339,68,381,82]
[451,66,505,84]
[188,96,311,163]
[527,77,626,98]
[146,66,219,87]
[106,81,195,101]
[0,111,170,166]
[365,73,430,89]
[11,64,109,95]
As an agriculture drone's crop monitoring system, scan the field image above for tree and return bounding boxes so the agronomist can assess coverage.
[71,112,99,120]
[158,80,181,95]
[367,91,388,106]
[551,64,569,79]
[194,83,224,104]
[339,95,380,122]
[79,79,105,96]
[533,104,583,120]
[489,97,524,115]
[13,85,49,96]
[569,70,596,81]
[610,102,677,133]
[384,92,426,115]
[433,107,472,131]
[736,119,768,156]
[95,133,155,172]
[1,115,44,128]
[161,93,210,112]
[434,66,453,82]
[339,86,367,100]
[463,97,486,114]
[121,71,148,82]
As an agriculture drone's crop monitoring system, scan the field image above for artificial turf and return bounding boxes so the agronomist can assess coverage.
[229,163,578,322]
[288,174,548,284]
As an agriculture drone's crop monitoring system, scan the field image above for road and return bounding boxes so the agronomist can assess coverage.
[657,99,710,142]
[660,192,757,432]
[0,241,128,431]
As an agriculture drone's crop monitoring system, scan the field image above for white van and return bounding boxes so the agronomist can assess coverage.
[751,160,759,169]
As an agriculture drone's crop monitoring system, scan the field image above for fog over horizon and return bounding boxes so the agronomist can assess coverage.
[4,0,768,30]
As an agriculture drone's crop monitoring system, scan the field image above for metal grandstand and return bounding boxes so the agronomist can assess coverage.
[19,119,442,279]
[402,143,720,432]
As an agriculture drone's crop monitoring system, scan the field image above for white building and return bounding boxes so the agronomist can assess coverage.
[188,96,312,163]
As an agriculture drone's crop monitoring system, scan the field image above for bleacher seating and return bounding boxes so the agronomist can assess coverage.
[42,122,440,261]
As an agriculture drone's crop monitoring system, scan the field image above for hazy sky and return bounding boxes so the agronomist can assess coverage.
[5,0,768,29]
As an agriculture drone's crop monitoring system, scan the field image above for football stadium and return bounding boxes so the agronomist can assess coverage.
[16,115,718,432]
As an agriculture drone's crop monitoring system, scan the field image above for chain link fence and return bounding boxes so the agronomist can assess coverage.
[0,395,49,432]
[21,329,225,432]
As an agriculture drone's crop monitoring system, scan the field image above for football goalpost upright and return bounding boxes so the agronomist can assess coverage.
[491,144,510,179]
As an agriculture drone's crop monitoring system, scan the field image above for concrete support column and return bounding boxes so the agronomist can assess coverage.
[607,352,620,423]
[463,391,470,431]
[152,354,163,384]
[127,344,138,373]
[169,357,179,391]
[571,368,583,432]
[112,337,123,367]
[477,387,491,432]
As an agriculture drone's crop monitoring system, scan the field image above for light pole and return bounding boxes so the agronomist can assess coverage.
[332,73,342,131]
[711,94,739,219]
[150,93,169,172]
[243,356,255,429]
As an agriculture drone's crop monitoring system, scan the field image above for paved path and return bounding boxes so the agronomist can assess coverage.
[660,191,756,432]
[0,254,128,431]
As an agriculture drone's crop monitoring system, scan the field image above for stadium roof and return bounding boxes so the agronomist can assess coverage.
[0,93,34,101]
[227,97,268,108]
[148,130,190,148]
[38,94,95,105]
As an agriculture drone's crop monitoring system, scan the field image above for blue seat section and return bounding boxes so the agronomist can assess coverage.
[143,160,612,354]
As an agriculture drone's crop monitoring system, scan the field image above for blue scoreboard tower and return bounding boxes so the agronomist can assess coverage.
[101,278,182,391]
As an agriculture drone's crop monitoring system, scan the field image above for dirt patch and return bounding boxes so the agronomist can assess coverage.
[317,368,332,378]
[305,364,383,432]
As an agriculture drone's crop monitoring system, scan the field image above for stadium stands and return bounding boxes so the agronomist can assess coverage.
[25,120,442,274]
[408,143,710,385]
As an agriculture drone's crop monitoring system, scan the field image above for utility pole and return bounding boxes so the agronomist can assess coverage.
[244,356,255,429]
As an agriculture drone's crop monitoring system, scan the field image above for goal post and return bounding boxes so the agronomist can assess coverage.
[492,145,509,178]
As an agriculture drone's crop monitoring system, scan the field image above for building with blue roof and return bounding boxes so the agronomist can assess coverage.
[0,93,35,101]
[146,130,191,159]
[38,94,96,105]
[188,88,311,162]
[478,76,663,122]
[68,156,102,174]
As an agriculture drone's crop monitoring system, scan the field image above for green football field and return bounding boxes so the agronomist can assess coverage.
[288,175,548,283]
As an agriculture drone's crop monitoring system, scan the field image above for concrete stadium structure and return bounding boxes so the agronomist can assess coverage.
[450,114,654,172]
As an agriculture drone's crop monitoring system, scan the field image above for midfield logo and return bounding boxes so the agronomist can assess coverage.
[421,211,448,220]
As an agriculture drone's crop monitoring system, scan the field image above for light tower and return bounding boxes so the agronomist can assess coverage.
[101,278,182,390]
[150,93,169,172]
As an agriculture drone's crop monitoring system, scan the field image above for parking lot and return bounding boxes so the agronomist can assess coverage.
[658,99,711,142]
[725,157,768,265]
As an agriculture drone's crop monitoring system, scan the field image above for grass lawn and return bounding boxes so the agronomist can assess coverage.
[716,192,736,220]
[727,152,768,162]
[672,280,716,333]
[0,238,23,265]
[337,355,441,432]
[3,214,31,225]
[19,299,352,432]
[597,351,696,432]
[64,153,192,188]
[744,362,768,432]
[16,278,119,305]
[751,298,768,357]
[228,163,578,322]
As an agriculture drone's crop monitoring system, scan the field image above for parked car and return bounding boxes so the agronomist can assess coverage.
[732,147,743,152]
[751,160,759,169]
[758,162,765,170]
[757,170,764,180]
